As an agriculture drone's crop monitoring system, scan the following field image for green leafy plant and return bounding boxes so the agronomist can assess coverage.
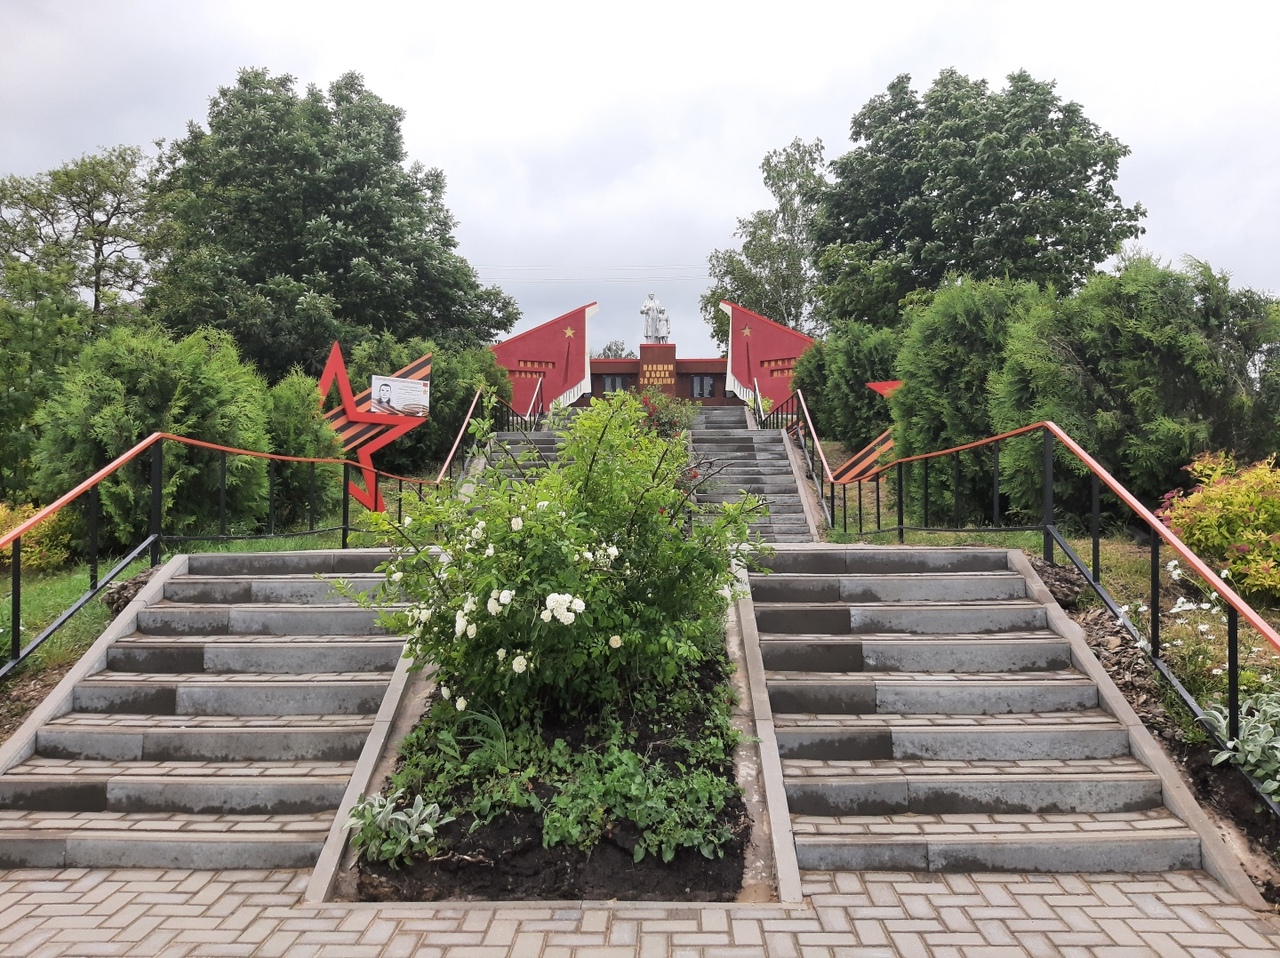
[343,788,455,866]
[1205,692,1280,795]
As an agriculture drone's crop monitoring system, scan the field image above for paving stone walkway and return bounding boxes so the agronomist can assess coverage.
[2,866,1278,957]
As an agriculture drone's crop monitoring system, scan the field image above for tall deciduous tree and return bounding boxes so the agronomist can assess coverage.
[0,145,156,318]
[701,138,825,349]
[813,70,1145,325]
[148,68,518,381]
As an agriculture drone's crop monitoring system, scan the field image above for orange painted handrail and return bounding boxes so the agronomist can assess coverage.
[853,420,1280,655]
[435,389,485,486]
[0,434,437,555]
[793,390,834,484]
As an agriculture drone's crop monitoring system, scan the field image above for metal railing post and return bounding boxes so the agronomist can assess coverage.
[1149,536,1160,658]
[991,440,1001,528]
[150,441,163,566]
[88,485,99,591]
[341,463,351,549]
[309,462,317,531]
[9,538,19,662]
[267,460,275,535]
[219,450,227,537]
[841,483,847,533]
[896,461,905,544]
[1091,475,1101,583]
[953,452,961,529]
[922,457,930,528]
[1228,607,1240,742]
[1041,429,1053,562]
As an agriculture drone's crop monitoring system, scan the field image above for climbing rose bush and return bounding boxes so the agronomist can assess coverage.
[371,391,762,724]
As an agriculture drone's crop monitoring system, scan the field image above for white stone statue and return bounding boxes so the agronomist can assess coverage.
[641,292,671,344]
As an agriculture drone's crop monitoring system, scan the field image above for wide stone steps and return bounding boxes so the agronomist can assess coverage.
[72,671,389,715]
[0,809,332,870]
[766,671,1099,714]
[37,713,375,762]
[751,544,1203,876]
[773,710,1129,760]
[0,758,354,814]
[106,636,402,674]
[759,633,1072,673]
[782,756,1163,816]
[752,571,1027,603]
[0,549,400,870]
[791,809,1201,872]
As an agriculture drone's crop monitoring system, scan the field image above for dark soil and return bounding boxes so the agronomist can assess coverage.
[357,798,750,902]
[0,664,74,746]
[1032,557,1280,903]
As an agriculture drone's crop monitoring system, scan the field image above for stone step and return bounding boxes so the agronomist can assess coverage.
[163,575,382,605]
[790,809,1201,872]
[136,603,394,636]
[758,634,1072,673]
[782,756,1162,816]
[37,713,375,762]
[751,572,1027,604]
[107,637,403,673]
[766,671,1098,714]
[72,672,390,715]
[772,713,1129,760]
[0,809,332,869]
[762,548,1010,576]
[0,759,354,814]
[765,533,815,543]
[753,601,1048,635]
[186,551,387,577]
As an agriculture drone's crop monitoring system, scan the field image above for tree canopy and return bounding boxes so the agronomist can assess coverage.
[148,68,518,381]
[701,138,825,349]
[812,69,1146,325]
[0,145,156,318]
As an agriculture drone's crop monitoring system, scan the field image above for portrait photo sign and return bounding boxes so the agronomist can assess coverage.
[370,375,430,417]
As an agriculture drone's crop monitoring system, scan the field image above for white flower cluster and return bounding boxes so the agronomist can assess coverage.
[573,543,620,567]
[470,520,487,541]
[406,605,433,626]
[540,592,585,624]
[486,588,514,616]
[438,685,467,711]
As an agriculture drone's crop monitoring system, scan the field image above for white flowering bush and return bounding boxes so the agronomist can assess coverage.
[372,391,763,726]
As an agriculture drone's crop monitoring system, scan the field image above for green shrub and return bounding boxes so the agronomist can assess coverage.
[0,502,74,572]
[375,390,763,725]
[1158,452,1280,597]
[33,326,270,550]
[266,370,344,528]
[1205,691,1280,795]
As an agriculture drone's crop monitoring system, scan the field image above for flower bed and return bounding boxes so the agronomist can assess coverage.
[346,392,764,899]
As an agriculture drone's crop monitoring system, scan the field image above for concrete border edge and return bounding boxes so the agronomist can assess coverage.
[733,586,805,903]
[305,645,416,904]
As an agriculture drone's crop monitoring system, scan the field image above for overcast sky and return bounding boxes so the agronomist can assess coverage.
[4,1,1277,359]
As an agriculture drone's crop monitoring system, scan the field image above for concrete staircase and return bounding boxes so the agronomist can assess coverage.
[692,407,812,543]
[751,545,1203,874]
[0,550,399,870]
[488,429,562,480]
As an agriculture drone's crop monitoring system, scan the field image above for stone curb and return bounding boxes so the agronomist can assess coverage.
[1009,548,1270,912]
[733,583,804,903]
[304,643,415,904]
[0,554,189,777]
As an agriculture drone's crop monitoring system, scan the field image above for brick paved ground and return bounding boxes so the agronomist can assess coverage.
[1,867,1278,957]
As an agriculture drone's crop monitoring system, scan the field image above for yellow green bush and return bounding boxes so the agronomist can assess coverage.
[0,502,73,573]
[1159,452,1280,597]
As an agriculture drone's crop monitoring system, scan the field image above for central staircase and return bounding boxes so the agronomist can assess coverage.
[751,545,1204,874]
[692,407,812,542]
